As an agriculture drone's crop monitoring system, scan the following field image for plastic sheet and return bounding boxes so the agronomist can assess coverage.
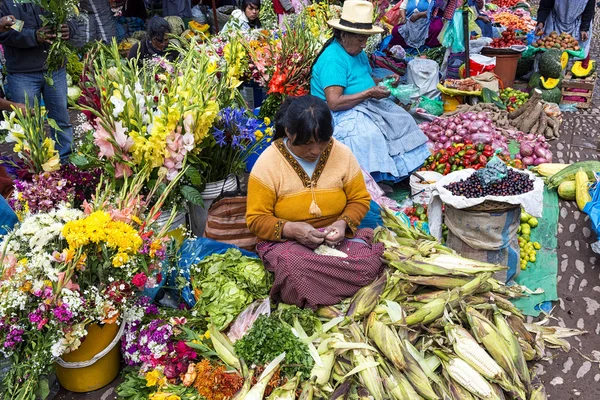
[473,156,508,186]
[583,175,600,251]
[176,238,258,307]
[418,96,444,116]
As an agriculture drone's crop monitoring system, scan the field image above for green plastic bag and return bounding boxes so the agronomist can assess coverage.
[418,96,444,116]
[439,9,482,53]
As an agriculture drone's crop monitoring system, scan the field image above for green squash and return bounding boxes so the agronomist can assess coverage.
[541,87,562,103]
[528,72,542,89]
[539,49,564,79]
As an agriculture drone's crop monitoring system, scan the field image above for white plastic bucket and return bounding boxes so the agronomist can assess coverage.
[155,209,188,231]
[188,176,237,236]
[410,171,443,205]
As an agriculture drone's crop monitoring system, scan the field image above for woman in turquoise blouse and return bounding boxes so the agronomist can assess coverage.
[311,0,430,183]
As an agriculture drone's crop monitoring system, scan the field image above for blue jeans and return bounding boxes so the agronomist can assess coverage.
[7,68,73,160]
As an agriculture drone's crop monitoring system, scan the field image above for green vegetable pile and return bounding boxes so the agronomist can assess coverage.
[273,304,321,337]
[190,249,272,330]
[234,314,314,379]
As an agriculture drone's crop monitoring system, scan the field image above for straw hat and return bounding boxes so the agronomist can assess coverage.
[328,0,384,35]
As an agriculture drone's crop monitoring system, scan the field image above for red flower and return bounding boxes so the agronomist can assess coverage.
[131,273,148,289]
[156,273,163,285]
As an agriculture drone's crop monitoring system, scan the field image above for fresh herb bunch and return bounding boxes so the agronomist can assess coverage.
[274,305,321,337]
[234,315,314,379]
[15,0,80,84]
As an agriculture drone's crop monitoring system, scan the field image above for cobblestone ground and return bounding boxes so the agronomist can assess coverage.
[5,7,599,400]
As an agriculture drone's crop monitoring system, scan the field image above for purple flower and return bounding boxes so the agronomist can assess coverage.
[4,326,24,348]
[52,304,73,323]
[28,309,43,324]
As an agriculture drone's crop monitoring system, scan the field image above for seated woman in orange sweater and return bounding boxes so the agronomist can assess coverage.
[246,95,384,309]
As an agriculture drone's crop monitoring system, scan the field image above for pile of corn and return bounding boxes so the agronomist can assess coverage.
[302,208,585,400]
[207,208,585,399]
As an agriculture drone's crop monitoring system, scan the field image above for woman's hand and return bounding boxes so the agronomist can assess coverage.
[60,24,71,40]
[324,220,347,247]
[282,221,327,249]
[410,11,427,22]
[535,23,544,36]
[385,74,400,87]
[368,86,391,100]
[580,31,589,42]
[0,15,15,32]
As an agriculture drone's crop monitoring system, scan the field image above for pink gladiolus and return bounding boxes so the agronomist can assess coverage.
[115,162,132,178]
[93,124,116,158]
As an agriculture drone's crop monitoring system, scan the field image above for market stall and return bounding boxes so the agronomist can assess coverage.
[1,0,600,399]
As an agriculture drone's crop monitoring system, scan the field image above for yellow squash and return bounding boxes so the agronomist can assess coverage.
[575,168,592,211]
[540,76,561,89]
[557,180,576,201]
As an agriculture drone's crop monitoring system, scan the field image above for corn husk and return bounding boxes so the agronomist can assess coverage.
[346,273,387,319]
[245,353,286,400]
[267,372,300,400]
[365,313,406,370]
[493,311,531,392]
[208,323,241,371]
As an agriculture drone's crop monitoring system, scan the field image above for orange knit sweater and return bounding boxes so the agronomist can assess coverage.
[246,138,371,242]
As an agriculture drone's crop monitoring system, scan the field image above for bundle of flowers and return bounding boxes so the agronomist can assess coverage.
[0,170,180,398]
[74,41,240,205]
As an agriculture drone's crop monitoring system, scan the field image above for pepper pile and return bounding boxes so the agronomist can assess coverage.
[403,203,428,225]
[518,211,541,270]
[500,87,529,112]
[421,143,499,175]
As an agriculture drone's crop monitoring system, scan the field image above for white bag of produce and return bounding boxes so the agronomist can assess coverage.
[406,58,440,99]
[435,168,544,217]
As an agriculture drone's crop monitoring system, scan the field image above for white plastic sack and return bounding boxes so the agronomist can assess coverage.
[406,59,440,99]
[469,37,493,54]
[435,168,544,217]
[227,298,271,343]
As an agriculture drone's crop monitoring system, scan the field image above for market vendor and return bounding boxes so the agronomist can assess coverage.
[127,16,177,64]
[221,0,261,33]
[534,0,595,55]
[388,0,445,50]
[311,0,430,183]
[470,0,493,38]
[246,95,384,309]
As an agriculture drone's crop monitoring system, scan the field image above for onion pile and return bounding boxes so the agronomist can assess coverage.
[420,112,509,153]
[513,133,553,167]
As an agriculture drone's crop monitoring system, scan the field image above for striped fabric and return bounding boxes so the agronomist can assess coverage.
[204,196,257,252]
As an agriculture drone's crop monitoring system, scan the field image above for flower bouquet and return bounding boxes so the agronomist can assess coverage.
[73,41,236,207]
[244,17,324,119]
[0,169,181,398]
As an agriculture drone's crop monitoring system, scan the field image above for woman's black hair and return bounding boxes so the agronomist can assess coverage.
[241,0,261,12]
[147,16,171,42]
[274,95,334,146]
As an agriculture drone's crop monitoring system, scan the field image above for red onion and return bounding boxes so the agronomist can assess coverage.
[515,153,522,160]
[421,123,431,130]
[434,142,444,151]
[522,156,534,166]
[520,142,534,156]
[533,146,547,159]
[442,141,452,149]
[428,132,439,141]
[469,120,485,133]
[457,128,468,136]
[480,126,492,134]
[460,113,470,120]
[524,134,535,141]
[450,135,463,143]
[470,133,492,144]
[533,157,547,166]
[448,122,457,131]
[438,135,448,143]
[476,112,487,120]
[445,129,454,137]
[469,114,477,121]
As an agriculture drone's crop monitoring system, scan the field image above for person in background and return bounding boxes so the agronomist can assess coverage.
[0,2,76,162]
[80,0,118,43]
[470,0,493,38]
[221,0,261,33]
[311,0,430,183]
[535,0,595,56]
[246,95,384,309]
[273,0,294,24]
[128,16,176,64]
[389,0,445,50]
[163,0,193,17]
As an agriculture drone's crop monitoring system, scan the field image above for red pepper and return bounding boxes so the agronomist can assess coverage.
[473,164,482,170]
[484,145,492,152]
[462,159,471,167]
[465,149,476,156]
[464,139,473,145]
[444,164,451,175]
[469,154,478,163]
[483,149,494,157]
[429,163,436,171]
[439,154,449,163]
[479,155,488,165]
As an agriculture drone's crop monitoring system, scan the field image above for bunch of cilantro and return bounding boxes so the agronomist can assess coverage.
[234,314,314,379]
[191,249,272,330]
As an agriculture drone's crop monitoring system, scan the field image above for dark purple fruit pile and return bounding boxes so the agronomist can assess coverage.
[444,170,534,198]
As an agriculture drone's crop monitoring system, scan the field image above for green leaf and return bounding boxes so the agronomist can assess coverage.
[47,117,61,133]
[35,377,50,400]
[185,167,203,186]
[69,153,90,168]
[181,185,204,206]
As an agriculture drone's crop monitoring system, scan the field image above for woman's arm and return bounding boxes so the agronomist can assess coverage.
[409,10,428,22]
[324,85,390,112]
[580,0,595,34]
[535,0,555,35]
[0,98,25,112]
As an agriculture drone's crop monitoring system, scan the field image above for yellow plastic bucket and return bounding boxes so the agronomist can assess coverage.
[55,323,121,392]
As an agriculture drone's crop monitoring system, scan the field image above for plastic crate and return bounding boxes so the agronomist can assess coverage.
[561,71,596,109]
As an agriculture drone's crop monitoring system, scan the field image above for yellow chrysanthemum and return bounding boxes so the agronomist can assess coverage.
[112,252,129,268]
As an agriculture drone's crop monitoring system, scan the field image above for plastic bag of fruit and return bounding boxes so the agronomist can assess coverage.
[434,166,544,217]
